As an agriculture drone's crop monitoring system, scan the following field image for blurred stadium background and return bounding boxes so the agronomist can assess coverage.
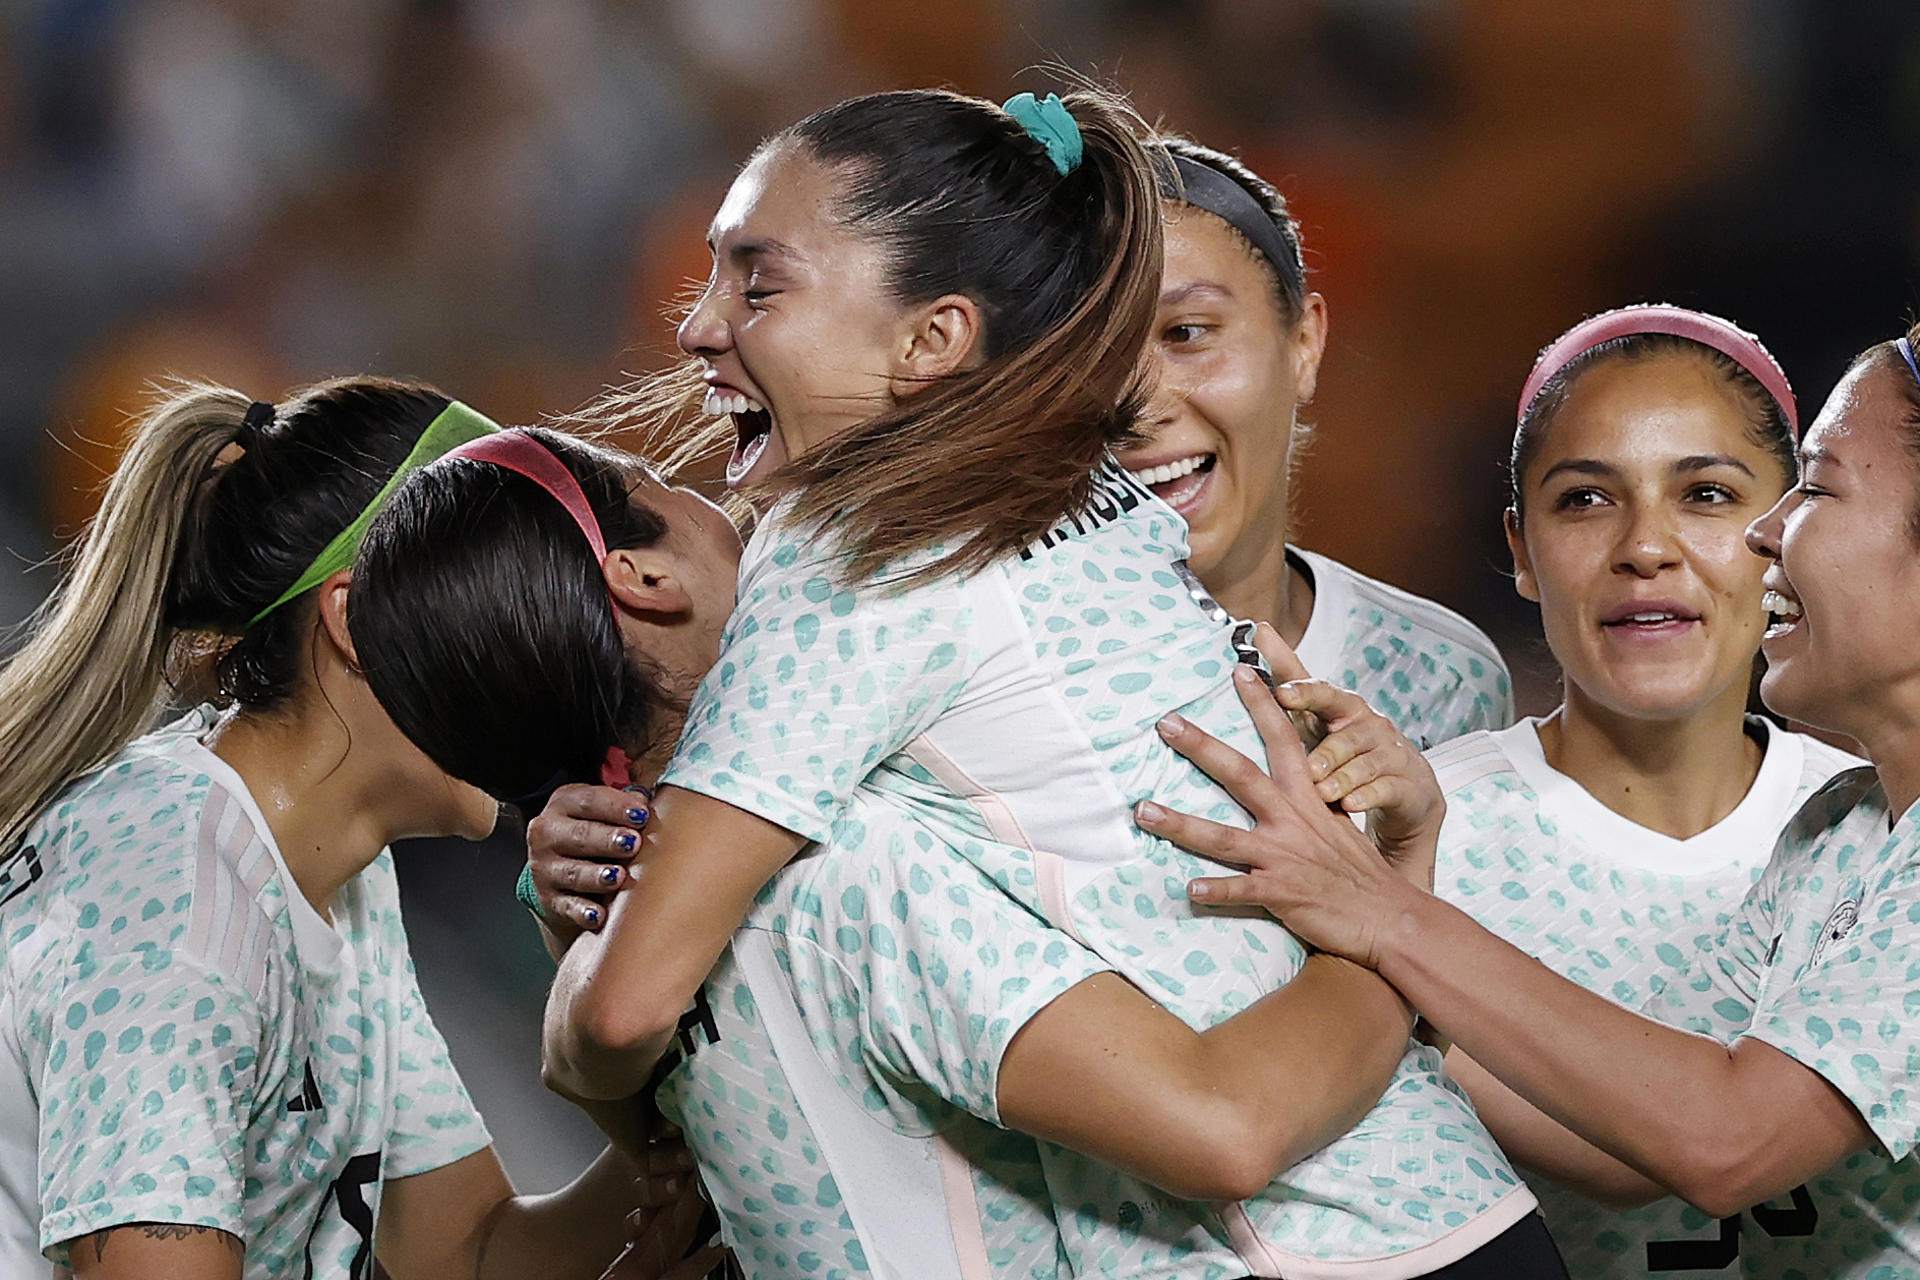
[5,0,1920,1188]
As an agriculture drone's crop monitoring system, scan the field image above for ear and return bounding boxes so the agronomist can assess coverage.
[316,570,360,668]
[891,293,985,394]
[1504,507,1540,603]
[1288,292,1329,406]
[603,547,695,618]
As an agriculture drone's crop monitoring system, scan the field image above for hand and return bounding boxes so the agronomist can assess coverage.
[1273,679,1442,886]
[599,1181,728,1280]
[529,785,653,940]
[1134,663,1424,968]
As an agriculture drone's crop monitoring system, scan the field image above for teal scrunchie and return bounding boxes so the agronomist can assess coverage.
[1003,92,1083,176]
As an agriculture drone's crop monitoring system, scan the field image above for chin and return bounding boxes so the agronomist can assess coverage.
[1757,662,1831,734]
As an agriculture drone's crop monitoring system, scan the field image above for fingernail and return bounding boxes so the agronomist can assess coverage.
[584,906,602,927]
[1188,879,1212,900]
[1136,800,1166,823]
[1157,712,1187,735]
[626,806,648,824]
[615,830,638,853]
[1234,665,1260,684]
[1316,779,1339,797]
[600,865,622,886]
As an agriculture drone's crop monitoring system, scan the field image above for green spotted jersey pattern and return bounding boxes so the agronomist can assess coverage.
[1286,547,1513,748]
[1647,768,1920,1278]
[662,462,1534,1277]
[1429,718,1859,1278]
[0,715,489,1278]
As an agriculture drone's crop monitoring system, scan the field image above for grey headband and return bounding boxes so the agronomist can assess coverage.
[1161,154,1302,297]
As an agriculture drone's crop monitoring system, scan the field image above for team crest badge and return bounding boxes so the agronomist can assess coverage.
[1810,898,1860,964]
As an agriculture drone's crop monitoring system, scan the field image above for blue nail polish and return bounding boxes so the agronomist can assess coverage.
[626,807,648,824]
[584,906,602,927]
[600,865,621,886]
[615,831,638,853]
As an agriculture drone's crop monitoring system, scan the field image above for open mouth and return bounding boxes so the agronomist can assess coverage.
[1126,453,1216,511]
[1762,588,1804,640]
[1599,603,1702,639]
[705,388,772,486]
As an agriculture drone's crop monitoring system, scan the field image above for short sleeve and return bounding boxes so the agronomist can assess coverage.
[776,806,1112,1126]
[1640,861,1777,1041]
[27,943,264,1257]
[661,513,975,843]
[381,951,492,1179]
[1741,858,1920,1160]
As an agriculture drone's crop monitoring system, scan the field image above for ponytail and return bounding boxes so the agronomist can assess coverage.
[0,375,456,852]
[0,383,248,852]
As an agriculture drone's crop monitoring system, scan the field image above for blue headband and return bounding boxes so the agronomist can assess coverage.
[1899,337,1920,388]
[1003,92,1082,175]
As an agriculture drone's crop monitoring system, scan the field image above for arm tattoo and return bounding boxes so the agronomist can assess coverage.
[79,1222,245,1262]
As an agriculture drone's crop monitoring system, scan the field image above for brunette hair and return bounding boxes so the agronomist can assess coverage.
[666,86,1164,587]
[1511,335,1797,515]
[1157,135,1309,321]
[349,429,674,803]
[1854,320,1920,540]
[0,376,453,853]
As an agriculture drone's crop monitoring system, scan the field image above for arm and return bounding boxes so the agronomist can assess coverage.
[542,786,806,1099]
[999,956,1413,1202]
[1139,667,1875,1217]
[63,1225,243,1280]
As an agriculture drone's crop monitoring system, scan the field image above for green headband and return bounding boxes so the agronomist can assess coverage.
[247,400,500,625]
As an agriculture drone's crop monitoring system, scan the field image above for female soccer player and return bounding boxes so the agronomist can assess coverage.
[1138,322,1920,1277]
[0,380,719,1280]
[1118,139,1512,746]
[351,88,1559,1277]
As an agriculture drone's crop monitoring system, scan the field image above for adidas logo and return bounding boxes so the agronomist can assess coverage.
[287,1062,324,1114]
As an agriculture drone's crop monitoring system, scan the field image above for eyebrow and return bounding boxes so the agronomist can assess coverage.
[1159,281,1235,308]
[1536,453,1758,485]
[705,235,800,267]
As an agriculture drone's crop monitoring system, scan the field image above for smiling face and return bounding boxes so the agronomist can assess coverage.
[677,142,920,487]
[1114,203,1326,584]
[1747,356,1920,742]
[1510,351,1792,725]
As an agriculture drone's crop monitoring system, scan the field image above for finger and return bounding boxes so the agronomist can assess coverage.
[1339,777,1415,814]
[1251,621,1311,684]
[1153,709,1291,823]
[551,894,610,933]
[1185,873,1274,908]
[1316,750,1386,805]
[1135,801,1270,869]
[1228,666,1320,799]
[1273,678,1376,730]
[1302,718,1394,784]
[549,783,656,827]
[545,856,626,894]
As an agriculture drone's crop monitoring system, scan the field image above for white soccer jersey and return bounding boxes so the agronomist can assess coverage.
[663,458,1535,1278]
[1290,547,1515,747]
[1429,718,1859,1279]
[1648,768,1920,1278]
[655,791,1107,1280]
[0,714,489,1279]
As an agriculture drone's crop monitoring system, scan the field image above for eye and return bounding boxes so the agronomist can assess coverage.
[1684,482,1739,504]
[743,288,779,305]
[1551,485,1609,512]
[1161,322,1211,346]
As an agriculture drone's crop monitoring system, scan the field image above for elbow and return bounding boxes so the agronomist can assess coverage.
[1144,1109,1294,1203]
[1665,1142,1775,1219]
[571,981,679,1060]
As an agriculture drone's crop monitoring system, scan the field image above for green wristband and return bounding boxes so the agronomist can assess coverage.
[514,860,545,919]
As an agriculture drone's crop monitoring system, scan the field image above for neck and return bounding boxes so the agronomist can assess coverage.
[1844,701,1920,822]
[1207,525,1315,651]
[210,689,450,916]
[1538,678,1762,839]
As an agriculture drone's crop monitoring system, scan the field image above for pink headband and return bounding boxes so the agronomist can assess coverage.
[1518,303,1798,436]
[443,430,632,788]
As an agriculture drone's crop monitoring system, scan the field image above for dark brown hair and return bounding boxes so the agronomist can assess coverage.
[1855,319,1920,540]
[1157,135,1308,322]
[658,87,1165,588]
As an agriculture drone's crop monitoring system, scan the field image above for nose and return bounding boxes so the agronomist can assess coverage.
[1746,489,1792,562]
[676,278,731,358]
[1614,501,1683,577]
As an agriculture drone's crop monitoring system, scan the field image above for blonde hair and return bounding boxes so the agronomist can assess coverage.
[0,383,249,852]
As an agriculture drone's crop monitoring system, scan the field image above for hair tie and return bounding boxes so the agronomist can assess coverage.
[236,400,275,448]
[1003,92,1083,176]
[248,400,500,625]
[1519,303,1798,436]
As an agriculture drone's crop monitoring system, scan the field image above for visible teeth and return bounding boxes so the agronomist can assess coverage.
[1625,612,1675,624]
[702,390,767,417]
[1762,589,1802,620]
[1127,454,1209,486]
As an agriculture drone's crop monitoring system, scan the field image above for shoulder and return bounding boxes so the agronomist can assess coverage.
[1297,547,1507,670]
[1788,730,1869,794]
[1778,766,1885,859]
[1425,725,1527,795]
